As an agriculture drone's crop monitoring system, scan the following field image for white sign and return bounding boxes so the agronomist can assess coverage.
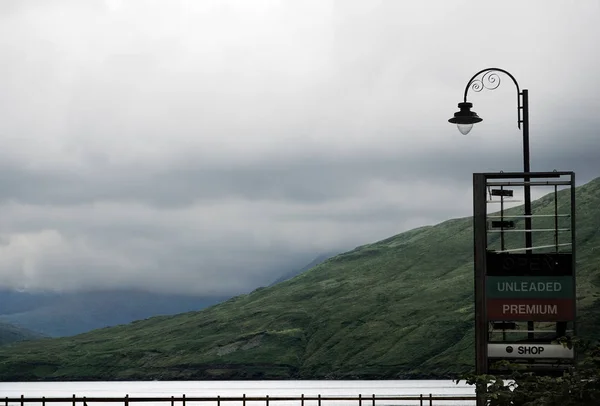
[488,343,574,359]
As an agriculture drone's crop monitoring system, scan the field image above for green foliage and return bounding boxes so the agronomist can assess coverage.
[0,178,599,380]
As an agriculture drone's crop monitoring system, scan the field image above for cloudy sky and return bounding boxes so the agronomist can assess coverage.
[0,0,599,295]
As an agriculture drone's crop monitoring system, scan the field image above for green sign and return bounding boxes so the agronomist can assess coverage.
[487,276,574,298]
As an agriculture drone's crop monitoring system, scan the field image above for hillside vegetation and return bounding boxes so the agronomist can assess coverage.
[0,322,44,346]
[0,177,599,381]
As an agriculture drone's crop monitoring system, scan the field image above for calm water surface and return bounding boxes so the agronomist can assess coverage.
[0,381,475,406]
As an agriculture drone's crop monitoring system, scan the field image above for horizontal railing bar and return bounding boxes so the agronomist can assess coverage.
[480,171,571,179]
[491,243,572,253]
[487,228,570,233]
[487,200,522,203]
[486,180,572,186]
[489,330,574,333]
[487,214,570,218]
[1,395,477,402]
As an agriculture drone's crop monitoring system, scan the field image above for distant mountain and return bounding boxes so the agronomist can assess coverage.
[0,177,598,381]
[270,252,338,286]
[0,322,44,346]
[0,290,228,337]
[0,255,326,338]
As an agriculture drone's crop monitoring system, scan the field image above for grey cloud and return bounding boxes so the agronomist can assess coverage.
[0,0,599,294]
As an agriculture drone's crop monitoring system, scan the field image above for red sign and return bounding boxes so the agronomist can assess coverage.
[487,298,574,321]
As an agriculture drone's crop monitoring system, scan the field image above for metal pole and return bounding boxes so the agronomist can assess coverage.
[521,89,535,341]
[571,172,577,343]
[473,173,488,406]
[522,89,532,250]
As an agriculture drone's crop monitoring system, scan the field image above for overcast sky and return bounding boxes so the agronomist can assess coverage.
[0,0,599,295]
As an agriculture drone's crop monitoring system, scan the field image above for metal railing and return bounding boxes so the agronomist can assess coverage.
[2,394,477,406]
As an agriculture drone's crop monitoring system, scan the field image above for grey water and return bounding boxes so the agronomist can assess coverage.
[0,381,475,406]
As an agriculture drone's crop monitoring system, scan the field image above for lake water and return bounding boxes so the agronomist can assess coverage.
[0,381,475,406]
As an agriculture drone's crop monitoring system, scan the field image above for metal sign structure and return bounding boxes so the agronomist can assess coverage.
[473,171,576,375]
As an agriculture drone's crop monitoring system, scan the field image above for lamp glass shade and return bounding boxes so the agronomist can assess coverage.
[448,102,482,128]
[457,123,473,135]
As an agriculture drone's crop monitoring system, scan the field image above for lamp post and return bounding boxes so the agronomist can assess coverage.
[449,68,532,254]
[449,68,535,389]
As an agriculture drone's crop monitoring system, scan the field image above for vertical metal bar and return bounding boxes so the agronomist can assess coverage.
[429,394,433,406]
[266,394,269,406]
[358,394,362,406]
[554,184,559,252]
[217,395,220,406]
[473,173,488,406]
[243,394,246,406]
[72,394,76,406]
[42,397,45,406]
[124,395,129,406]
[571,172,577,344]
[182,394,185,406]
[318,394,321,406]
[419,394,423,406]
[21,394,24,406]
[171,396,174,406]
[300,394,303,406]
[371,394,375,406]
[500,185,505,251]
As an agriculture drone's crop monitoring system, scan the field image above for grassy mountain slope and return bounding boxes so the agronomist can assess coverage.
[269,252,338,286]
[0,177,599,381]
[0,322,44,346]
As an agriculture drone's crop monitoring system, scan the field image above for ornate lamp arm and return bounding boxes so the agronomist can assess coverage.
[463,68,524,129]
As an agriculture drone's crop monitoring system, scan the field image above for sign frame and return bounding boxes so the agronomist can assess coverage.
[473,171,576,375]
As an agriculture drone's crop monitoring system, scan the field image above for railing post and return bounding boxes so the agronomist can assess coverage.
[42,396,46,406]
[429,394,432,406]
[243,394,246,406]
[318,394,321,406]
[72,394,76,406]
[217,395,220,406]
[266,395,269,406]
[124,394,129,406]
[300,394,304,406]
[21,394,24,406]
[83,396,87,406]
[182,394,185,406]
[358,394,361,406]
[371,394,374,406]
[419,394,423,406]
[171,396,174,406]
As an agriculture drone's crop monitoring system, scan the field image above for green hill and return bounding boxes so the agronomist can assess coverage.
[0,177,599,381]
[0,322,44,346]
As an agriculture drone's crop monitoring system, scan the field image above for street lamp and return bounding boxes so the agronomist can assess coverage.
[448,68,532,252]
[448,102,482,135]
[449,69,535,391]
